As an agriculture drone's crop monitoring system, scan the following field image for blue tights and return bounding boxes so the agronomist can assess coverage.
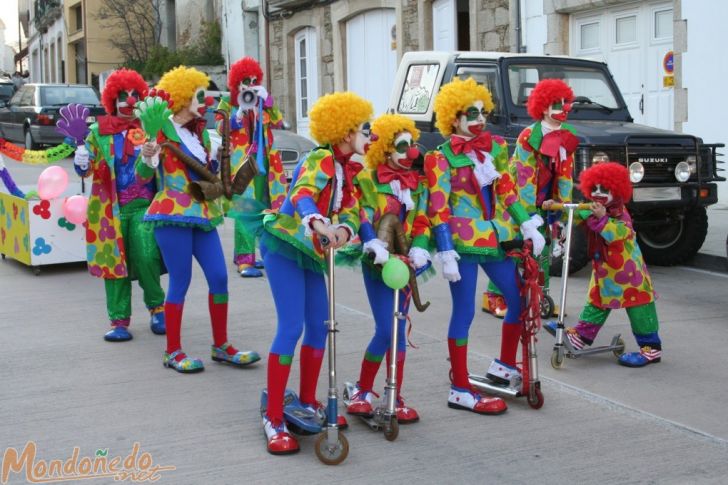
[264,247,328,356]
[154,226,228,304]
[362,264,409,357]
[448,258,522,340]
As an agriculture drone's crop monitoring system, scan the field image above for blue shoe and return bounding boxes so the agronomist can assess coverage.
[254,259,264,269]
[104,326,133,342]
[618,346,662,367]
[261,389,322,435]
[544,321,558,337]
[240,266,263,278]
[150,311,166,335]
[211,343,261,367]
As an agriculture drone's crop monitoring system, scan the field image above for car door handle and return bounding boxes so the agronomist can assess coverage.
[639,94,644,114]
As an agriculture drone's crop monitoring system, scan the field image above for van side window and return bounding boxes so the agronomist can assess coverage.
[398,63,440,114]
[455,66,501,114]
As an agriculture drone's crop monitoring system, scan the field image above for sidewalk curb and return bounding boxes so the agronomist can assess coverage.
[685,252,728,274]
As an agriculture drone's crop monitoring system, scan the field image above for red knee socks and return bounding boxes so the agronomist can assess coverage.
[500,322,521,367]
[385,350,407,396]
[210,293,237,354]
[358,352,383,392]
[448,338,470,389]
[267,353,293,424]
[299,345,324,405]
[164,302,184,359]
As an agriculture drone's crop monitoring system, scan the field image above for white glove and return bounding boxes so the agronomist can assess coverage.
[74,145,89,171]
[520,214,546,256]
[252,85,269,102]
[235,104,247,122]
[435,250,461,282]
[143,153,159,169]
[363,238,389,265]
[408,246,431,269]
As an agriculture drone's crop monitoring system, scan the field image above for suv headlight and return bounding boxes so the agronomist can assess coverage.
[629,162,644,183]
[675,161,692,182]
[592,151,610,164]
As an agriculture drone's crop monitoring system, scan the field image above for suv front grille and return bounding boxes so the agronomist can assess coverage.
[628,154,685,183]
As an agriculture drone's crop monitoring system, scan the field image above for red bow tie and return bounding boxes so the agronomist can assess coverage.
[183,117,208,141]
[97,116,141,135]
[342,161,363,191]
[376,164,419,190]
[450,132,492,162]
[540,129,579,159]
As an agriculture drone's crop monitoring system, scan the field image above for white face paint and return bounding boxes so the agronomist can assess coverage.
[452,100,486,138]
[188,87,207,118]
[352,121,374,156]
[387,131,418,170]
[543,99,571,127]
[115,89,140,118]
[591,184,613,205]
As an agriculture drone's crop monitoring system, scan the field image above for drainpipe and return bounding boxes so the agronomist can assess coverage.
[515,0,523,53]
[83,0,88,84]
[264,0,271,93]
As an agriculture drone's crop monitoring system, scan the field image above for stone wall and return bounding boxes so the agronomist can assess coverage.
[477,0,510,51]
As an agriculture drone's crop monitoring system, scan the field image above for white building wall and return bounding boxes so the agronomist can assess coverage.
[681,2,728,206]
[522,0,547,54]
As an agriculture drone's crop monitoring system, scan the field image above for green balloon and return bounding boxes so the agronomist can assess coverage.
[382,257,410,290]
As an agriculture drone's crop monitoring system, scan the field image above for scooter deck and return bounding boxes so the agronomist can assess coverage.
[342,381,391,431]
[544,324,624,358]
[468,374,522,398]
[260,388,323,435]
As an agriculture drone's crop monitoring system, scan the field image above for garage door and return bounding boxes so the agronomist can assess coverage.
[570,2,673,130]
[346,9,397,116]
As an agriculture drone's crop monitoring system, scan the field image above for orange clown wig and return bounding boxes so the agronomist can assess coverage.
[228,57,264,107]
[309,92,373,146]
[101,68,149,116]
[579,162,633,203]
[364,114,420,169]
[526,79,574,121]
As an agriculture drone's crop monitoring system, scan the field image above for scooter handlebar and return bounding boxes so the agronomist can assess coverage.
[543,202,592,211]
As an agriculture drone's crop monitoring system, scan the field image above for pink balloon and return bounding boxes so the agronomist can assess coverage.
[63,195,89,224]
[37,166,69,200]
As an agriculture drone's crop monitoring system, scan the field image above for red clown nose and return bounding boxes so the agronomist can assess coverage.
[204,96,215,107]
[126,96,138,108]
[406,146,420,160]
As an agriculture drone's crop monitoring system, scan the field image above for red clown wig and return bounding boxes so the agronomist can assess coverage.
[579,162,633,203]
[101,68,149,115]
[526,79,574,121]
[228,57,264,107]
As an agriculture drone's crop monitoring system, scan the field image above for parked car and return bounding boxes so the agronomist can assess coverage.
[0,83,105,149]
[204,91,316,181]
[389,51,725,270]
[0,79,15,106]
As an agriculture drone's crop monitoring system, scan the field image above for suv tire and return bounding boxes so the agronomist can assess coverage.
[637,206,708,266]
[550,223,590,277]
[24,128,38,150]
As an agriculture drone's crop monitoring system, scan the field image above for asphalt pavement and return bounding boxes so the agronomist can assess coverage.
[1,157,727,484]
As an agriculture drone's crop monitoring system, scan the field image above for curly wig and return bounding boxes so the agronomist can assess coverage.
[579,162,632,203]
[101,68,148,115]
[433,77,494,137]
[364,114,420,168]
[156,66,210,114]
[526,79,574,121]
[309,92,373,146]
[228,57,264,107]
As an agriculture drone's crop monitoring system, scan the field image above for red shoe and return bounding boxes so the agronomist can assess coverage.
[395,396,420,424]
[483,292,507,319]
[448,386,507,415]
[346,386,375,417]
[263,416,299,455]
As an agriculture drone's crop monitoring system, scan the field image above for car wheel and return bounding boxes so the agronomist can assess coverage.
[637,206,708,266]
[25,128,38,150]
[550,222,590,277]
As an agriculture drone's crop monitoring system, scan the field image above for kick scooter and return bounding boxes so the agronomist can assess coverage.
[543,202,625,369]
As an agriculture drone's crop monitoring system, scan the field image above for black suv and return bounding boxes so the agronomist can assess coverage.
[389,51,724,269]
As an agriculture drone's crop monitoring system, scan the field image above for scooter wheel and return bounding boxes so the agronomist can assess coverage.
[527,387,544,409]
[383,416,399,442]
[314,431,349,465]
[540,294,555,319]
[613,336,626,358]
[550,349,564,369]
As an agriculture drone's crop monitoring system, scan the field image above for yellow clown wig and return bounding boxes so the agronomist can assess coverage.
[156,66,210,114]
[433,77,494,137]
[309,92,373,146]
[364,114,420,168]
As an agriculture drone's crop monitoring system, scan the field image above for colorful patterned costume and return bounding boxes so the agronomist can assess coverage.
[342,114,430,423]
[486,79,577,315]
[137,66,259,373]
[426,77,545,415]
[218,57,287,276]
[569,162,661,367]
[261,91,372,455]
[73,69,165,341]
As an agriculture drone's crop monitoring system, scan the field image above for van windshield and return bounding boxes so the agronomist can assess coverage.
[507,63,621,111]
[41,86,100,106]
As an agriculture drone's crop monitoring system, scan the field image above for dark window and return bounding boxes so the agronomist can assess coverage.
[41,86,100,106]
[73,5,83,31]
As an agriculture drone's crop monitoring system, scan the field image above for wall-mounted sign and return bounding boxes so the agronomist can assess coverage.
[663,51,674,74]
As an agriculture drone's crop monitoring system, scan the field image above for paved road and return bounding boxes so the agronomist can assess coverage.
[1,157,727,484]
